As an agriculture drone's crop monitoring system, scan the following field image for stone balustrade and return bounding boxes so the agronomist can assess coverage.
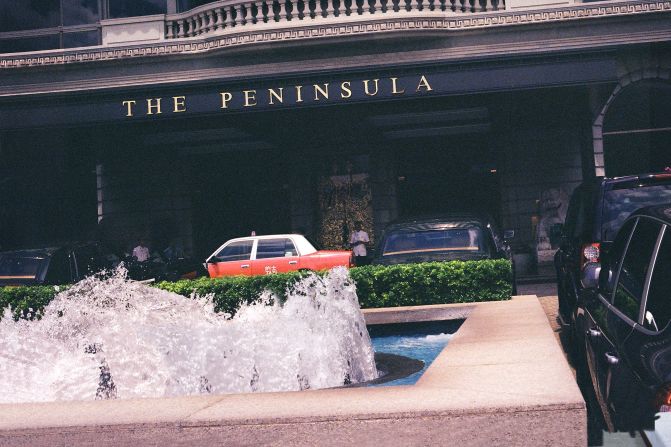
[164,0,505,39]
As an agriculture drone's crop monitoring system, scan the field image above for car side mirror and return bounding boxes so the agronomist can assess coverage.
[598,257,613,292]
[580,262,600,290]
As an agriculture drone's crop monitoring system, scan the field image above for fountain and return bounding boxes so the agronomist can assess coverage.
[0,267,378,403]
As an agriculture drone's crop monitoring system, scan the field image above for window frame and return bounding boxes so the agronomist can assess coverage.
[253,238,298,260]
[636,221,669,334]
[609,216,665,327]
[215,239,254,262]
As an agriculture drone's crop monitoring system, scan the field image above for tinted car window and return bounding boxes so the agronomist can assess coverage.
[613,218,662,321]
[215,240,253,262]
[643,226,671,332]
[73,245,107,278]
[383,228,483,256]
[565,187,594,241]
[256,239,297,259]
[43,251,72,284]
[602,185,671,241]
[0,254,44,278]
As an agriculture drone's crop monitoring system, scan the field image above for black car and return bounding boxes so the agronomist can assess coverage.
[0,243,206,287]
[0,242,117,287]
[555,172,671,331]
[578,204,671,432]
[372,214,515,291]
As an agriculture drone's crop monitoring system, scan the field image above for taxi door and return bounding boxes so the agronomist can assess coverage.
[207,240,254,277]
[252,238,300,275]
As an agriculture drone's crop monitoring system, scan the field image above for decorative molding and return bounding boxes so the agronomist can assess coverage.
[1,0,670,69]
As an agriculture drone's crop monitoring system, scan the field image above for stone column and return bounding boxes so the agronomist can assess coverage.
[370,150,398,244]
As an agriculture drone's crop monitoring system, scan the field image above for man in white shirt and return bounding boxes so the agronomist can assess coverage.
[132,239,150,262]
[349,221,370,266]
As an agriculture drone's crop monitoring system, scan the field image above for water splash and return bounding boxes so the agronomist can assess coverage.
[0,266,377,403]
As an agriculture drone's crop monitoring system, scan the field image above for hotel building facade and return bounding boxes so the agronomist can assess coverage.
[0,0,669,261]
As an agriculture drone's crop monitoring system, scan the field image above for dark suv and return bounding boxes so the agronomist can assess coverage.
[578,204,671,432]
[555,172,671,330]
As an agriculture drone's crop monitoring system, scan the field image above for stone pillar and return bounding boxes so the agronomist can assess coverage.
[370,150,398,243]
[289,157,317,239]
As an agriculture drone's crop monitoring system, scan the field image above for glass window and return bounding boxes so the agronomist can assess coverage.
[63,30,99,48]
[62,0,99,26]
[0,34,61,53]
[643,227,671,332]
[256,239,297,259]
[178,0,215,11]
[602,184,671,241]
[214,240,253,262]
[383,227,484,256]
[44,251,71,284]
[613,218,662,321]
[108,0,167,18]
[0,254,44,278]
[0,0,61,32]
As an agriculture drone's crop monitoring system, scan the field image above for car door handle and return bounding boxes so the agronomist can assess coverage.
[586,329,601,338]
[604,352,619,365]
[241,264,250,268]
[288,261,298,265]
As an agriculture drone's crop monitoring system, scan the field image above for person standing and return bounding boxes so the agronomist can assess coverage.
[132,239,150,262]
[349,221,370,266]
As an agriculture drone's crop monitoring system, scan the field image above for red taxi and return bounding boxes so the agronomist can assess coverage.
[205,234,353,277]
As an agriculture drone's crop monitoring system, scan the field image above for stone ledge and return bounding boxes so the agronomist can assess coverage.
[0,296,585,446]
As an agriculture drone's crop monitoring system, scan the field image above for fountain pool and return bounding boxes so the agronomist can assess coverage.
[0,267,378,403]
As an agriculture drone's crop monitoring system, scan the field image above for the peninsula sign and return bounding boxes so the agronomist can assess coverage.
[120,75,434,117]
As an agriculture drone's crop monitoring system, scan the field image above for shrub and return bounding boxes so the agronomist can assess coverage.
[0,259,512,320]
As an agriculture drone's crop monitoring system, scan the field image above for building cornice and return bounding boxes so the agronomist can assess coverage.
[0,0,669,71]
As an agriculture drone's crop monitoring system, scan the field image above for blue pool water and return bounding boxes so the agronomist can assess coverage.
[369,320,462,386]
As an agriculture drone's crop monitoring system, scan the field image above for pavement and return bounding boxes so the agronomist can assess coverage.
[518,281,648,447]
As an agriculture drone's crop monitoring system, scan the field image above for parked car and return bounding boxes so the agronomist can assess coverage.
[0,242,116,287]
[577,204,671,432]
[205,234,353,277]
[555,172,671,331]
[371,213,516,292]
[0,242,205,287]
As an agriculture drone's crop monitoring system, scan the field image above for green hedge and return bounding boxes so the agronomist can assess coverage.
[0,259,512,320]
[0,285,66,321]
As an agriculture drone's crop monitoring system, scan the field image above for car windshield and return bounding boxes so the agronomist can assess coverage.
[602,184,671,241]
[382,227,485,256]
[0,254,45,279]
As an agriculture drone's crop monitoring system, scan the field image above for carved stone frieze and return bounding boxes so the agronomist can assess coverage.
[0,0,669,69]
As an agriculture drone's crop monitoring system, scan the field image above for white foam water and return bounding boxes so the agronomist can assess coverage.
[0,266,378,403]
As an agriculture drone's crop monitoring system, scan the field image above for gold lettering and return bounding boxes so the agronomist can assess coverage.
[122,100,136,117]
[363,79,380,96]
[146,98,162,115]
[172,96,187,113]
[295,85,304,103]
[243,90,257,107]
[268,88,284,105]
[390,78,405,95]
[416,75,433,92]
[340,81,352,99]
[313,83,329,101]
[220,92,233,109]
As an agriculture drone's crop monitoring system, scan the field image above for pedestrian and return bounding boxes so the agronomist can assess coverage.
[349,221,370,266]
[132,239,150,262]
